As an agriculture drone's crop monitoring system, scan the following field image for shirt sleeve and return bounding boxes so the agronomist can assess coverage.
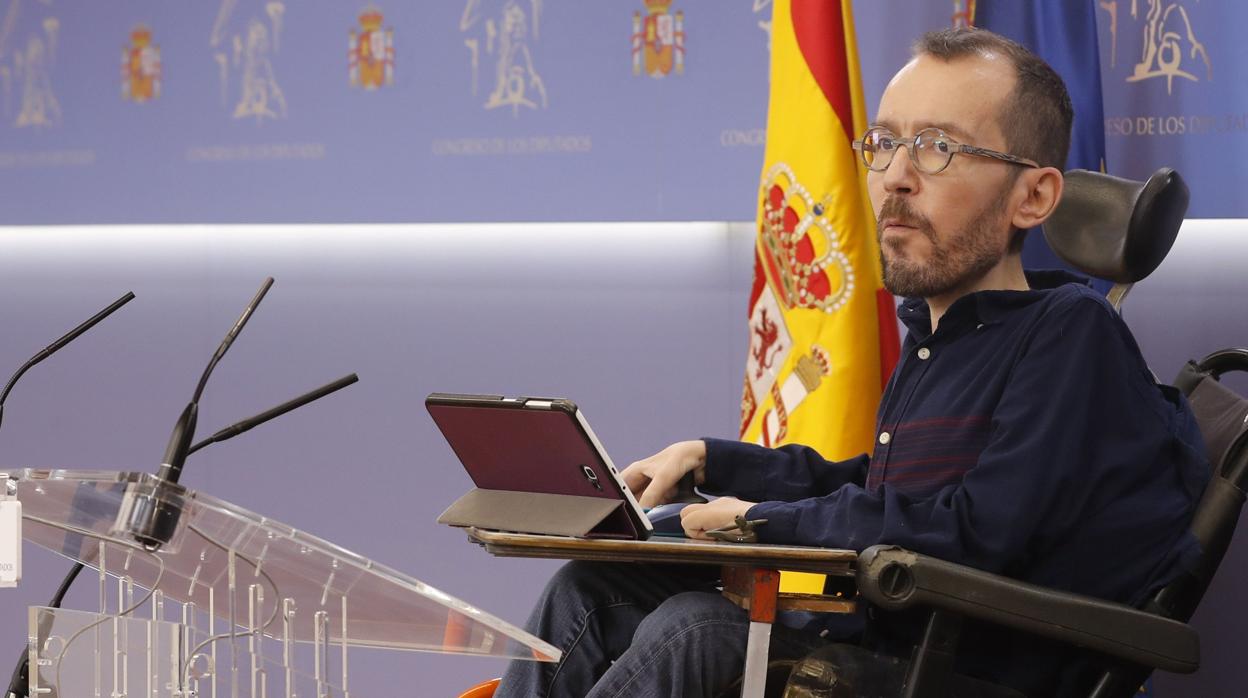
[745,293,1204,577]
[700,437,869,503]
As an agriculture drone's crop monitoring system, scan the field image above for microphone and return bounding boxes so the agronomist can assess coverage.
[7,373,360,698]
[0,292,135,433]
[158,277,274,485]
[1,292,134,698]
[125,278,273,549]
[187,373,359,455]
[6,283,357,698]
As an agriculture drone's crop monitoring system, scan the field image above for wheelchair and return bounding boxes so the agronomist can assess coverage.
[462,167,1248,697]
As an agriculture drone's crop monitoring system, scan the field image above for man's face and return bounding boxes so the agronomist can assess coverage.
[868,52,1020,299]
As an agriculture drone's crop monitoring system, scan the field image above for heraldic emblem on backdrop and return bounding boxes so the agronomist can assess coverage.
[631,0,685,78]
[122,25,161,103]
[350,5,394,90]
[460,0,548,114]
[1099,0,1211,94]
[211,0,288,122]
[3,7,61,127]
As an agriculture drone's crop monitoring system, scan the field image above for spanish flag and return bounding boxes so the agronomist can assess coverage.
[741,0,899,592]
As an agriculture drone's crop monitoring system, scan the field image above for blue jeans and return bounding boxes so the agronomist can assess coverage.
[496,561,830,698]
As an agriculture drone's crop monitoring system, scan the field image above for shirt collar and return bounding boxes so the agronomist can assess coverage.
[896,269,1093,339]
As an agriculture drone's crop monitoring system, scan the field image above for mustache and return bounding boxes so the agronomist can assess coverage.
[877,198,935,242]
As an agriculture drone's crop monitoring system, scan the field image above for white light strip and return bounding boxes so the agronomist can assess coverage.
[0,218,1240,275]
[0,220,740,245]
[0,221,756,269]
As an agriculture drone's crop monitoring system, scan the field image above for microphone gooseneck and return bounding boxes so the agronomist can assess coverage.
[157,277,274,486]
[0,292,135,433]
[129,278,274,550]
[187,373,359,456]
[2,293,135,698]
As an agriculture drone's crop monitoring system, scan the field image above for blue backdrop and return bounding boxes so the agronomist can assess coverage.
[0,0,1241,224]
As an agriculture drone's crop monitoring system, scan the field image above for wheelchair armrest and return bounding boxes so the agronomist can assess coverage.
[855,545,1199,674]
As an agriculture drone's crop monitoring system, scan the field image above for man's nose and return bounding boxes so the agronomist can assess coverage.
[880,145,919,195]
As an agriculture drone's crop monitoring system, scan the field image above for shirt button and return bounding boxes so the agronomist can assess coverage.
[878,431,891,445]
[917,347,931,360]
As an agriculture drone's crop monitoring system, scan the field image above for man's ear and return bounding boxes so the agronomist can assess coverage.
[1011,166,1064,230]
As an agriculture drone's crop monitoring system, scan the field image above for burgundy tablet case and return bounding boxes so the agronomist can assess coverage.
[427,394,651,540]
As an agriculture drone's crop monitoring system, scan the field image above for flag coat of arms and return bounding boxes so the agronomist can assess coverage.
[350,7,395,90]
[742,0,899,589]
[122,25,161,103]
[632,0,685,78]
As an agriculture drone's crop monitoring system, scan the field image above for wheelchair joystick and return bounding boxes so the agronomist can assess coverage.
[673,471,708,505]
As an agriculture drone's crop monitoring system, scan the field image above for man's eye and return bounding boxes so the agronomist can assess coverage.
[876,137,896,151]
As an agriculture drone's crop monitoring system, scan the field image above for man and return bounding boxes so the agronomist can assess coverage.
[498,28,1208,698]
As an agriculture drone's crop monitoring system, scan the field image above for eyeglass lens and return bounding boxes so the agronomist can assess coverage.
[861,129,953,173]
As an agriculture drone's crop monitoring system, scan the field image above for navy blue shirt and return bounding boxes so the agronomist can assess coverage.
[702,271,1209,696]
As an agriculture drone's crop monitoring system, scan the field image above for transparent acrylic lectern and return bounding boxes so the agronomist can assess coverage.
[5,469,559,698]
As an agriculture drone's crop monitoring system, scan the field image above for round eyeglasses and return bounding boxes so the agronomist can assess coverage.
[852,127,1040,174]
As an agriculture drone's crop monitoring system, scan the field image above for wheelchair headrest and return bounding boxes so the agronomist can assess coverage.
[1043,168,1189,284]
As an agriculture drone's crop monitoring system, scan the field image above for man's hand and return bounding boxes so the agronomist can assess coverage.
[680,497,756,540]
[620,440,707,508]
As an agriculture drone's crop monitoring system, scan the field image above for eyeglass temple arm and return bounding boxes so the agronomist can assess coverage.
[959,144,1039,168]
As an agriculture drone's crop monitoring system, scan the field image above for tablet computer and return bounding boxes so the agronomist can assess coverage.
[426,393,653,540]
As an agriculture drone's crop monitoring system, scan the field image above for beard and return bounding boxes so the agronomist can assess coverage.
[876,192,1010,299]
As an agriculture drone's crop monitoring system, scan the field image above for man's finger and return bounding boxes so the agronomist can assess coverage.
[679,503,718,537]
[620,466,651,496]
[680,505,705,538]
[638,469,678,508]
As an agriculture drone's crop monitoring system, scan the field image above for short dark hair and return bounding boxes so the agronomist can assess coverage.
[913,28,1073,170]
[913,28,1074,253]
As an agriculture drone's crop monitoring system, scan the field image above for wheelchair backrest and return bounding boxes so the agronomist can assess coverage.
[1088,351,1248,698]
[1165,351,1248,618]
